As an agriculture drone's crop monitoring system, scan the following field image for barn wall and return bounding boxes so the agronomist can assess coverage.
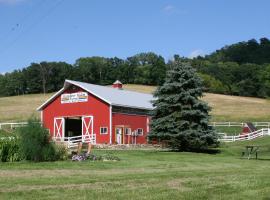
[42,87,111,144]
[112,113,150,144]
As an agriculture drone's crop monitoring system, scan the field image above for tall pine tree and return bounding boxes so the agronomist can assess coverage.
[149,61,219,151]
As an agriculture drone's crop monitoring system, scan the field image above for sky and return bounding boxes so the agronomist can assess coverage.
[0,0,269,73]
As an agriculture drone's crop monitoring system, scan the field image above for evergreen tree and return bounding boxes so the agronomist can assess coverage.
[149,61,219,151]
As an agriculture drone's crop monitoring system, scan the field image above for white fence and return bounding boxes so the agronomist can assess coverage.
[52,134,96,148]
[0,122,29,130]
[219,128,270,142]
[210,122,270,127]
[2,121,270,129]
[2,121,270,144]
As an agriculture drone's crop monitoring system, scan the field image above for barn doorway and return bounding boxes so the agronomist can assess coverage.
[65,117,82,138]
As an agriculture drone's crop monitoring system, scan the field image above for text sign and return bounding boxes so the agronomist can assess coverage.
[61,92,88,104]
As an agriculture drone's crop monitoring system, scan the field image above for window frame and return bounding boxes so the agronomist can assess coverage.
[137,128,143,136]
[100,127,108,135]
[124,127,131,135]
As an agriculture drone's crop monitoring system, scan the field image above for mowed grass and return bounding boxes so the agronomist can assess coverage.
[1,84,270,122]
[123,84,270,122]
[1,137,270,199]
[1,85,270,200]
[0,93,52,122]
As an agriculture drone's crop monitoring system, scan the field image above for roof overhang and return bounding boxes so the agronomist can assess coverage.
[37,80,153,111]
[37,80,111,111]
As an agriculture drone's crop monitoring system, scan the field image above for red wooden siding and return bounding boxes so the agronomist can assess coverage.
[42,87,111,144]
[112,113,149,144]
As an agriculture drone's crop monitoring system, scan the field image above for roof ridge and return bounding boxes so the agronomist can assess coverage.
[37,79,154,111]
[66,80,153,96]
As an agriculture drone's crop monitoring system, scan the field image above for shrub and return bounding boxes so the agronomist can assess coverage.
[17,118,67,162]
[0,137,23,162]
[54,144,68,161]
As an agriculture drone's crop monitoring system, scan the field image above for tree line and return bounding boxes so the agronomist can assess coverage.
[192,37,270,97]
[1,37,270,98]
[0,53,167,96]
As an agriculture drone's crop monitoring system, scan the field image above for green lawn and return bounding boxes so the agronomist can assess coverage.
[0,137,270,200]
[214,126,243,135]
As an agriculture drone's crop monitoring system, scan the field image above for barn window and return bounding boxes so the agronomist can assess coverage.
[100,127,108,134]
[137,128,143,136]
[124,128,131,135]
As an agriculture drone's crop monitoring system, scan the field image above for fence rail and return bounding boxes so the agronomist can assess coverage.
[210,122,270,127]
[0,122,42,130]
[0,122,29,130]
[219,128,270,142]
[53,134,96,148]
[2,121,270,129]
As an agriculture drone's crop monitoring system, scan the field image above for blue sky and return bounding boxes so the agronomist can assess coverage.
[0,0,269,73]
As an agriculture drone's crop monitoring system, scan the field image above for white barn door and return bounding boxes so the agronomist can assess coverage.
[54,117,65,141]
[82,116,94,144]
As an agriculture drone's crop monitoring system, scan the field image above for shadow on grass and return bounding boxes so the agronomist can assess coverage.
[257,158,270,161]
[160,148,221,154]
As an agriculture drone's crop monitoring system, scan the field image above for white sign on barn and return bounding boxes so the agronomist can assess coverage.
[61,92,88,104]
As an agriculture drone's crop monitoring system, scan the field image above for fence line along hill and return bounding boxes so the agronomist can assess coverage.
[1,84,270,122]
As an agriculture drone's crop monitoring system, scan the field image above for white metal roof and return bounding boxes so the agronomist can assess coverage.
[113,80,122,84]
[37,80,154,111]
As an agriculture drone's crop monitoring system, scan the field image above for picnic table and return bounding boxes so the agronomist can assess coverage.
[242,145,260,159]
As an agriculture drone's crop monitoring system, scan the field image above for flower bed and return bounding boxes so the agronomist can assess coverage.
[71,152,120,162]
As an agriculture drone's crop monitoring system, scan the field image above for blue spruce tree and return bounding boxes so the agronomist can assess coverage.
[149,61,219,151]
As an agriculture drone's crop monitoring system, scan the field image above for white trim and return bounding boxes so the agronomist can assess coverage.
[68,79,154,110]
[37,88,65,111]
[37,80,112,111]
[112,112,151,117]
[116,127,123,144]
[37,80,153,111]
[124,127,131,135]
[146,117,150,133]
[111,103,153,111]
[66,80,111,105]
[40,110,43,123]
[137,128,143,136]
[100,127,108,135]
[54,117,65,141]
[82,115,94,144]
[109,105,112,144]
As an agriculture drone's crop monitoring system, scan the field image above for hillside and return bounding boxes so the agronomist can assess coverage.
[1,84,270,122]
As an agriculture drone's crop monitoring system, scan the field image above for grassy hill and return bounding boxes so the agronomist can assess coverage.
[1,84,270,122]
[1,84,270,199]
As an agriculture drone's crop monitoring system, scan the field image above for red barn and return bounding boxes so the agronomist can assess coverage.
[37,80,153,146]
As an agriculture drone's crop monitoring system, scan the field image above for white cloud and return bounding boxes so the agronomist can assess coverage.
[189,49,205,58]
[163,4,188,15]
[163,5,174,13]
[0,0,26,5]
